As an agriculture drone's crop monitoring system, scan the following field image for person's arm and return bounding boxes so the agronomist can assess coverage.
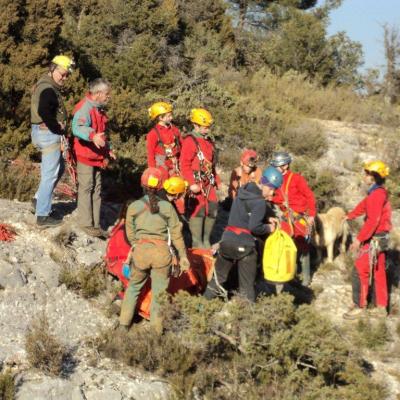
[179,138,197,186]
[167,204,187,258]
[357,190,387,242]
[146,129,158,168]
[297,175,317,217]
[72,104,94,141]
[347,198,366,220]
[248,200,271,236]
[125,202,140,245]
[37,88,63,135]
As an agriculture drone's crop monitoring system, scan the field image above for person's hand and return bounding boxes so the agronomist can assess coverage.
[179,256,190,273]
[211,242,220,255]
[268,217,279,225]
[109,150,117,160]
[342,215,348,221]
[93,132,106,149]
[308,216,315,226]
[268,223,277,233]
[349,238,360,253]
[190,184,201,194]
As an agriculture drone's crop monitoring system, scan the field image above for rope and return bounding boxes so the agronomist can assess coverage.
[0,223,16,242]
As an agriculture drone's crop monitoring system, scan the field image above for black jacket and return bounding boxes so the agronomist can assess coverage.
[221,182,274,247]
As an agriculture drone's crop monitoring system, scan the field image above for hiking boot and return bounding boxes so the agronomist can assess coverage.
[82,226,108,239]
[368,306,387,319]
[36,216,63,228]
[343,305,366,320]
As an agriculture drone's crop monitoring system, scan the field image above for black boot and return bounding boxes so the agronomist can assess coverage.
[36,216,63,228]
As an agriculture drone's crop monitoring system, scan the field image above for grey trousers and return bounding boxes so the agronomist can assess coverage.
[77,162,102,228]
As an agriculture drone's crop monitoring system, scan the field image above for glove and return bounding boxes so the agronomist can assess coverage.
[179,256,190,273]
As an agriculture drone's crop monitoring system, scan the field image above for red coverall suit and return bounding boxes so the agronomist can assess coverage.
[347,186,392,308]
[146,123,182,176]
[272,170,316,284]
[180,133,220,247]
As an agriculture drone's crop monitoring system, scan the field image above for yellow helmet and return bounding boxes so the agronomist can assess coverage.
[363,160,389,178]
[148,102,173,120]
[51,55,75,72]
[163,176,188,195]
[190,108,213,127]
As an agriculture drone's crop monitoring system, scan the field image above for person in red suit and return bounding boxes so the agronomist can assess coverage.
[146,101,182,176]
[343,160,392,320]
[270,151,316,286]
[180,108,220,248]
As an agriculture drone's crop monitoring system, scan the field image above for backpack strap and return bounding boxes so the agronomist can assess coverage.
[154,125,181,152]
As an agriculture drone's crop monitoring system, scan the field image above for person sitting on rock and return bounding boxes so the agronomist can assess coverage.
[343,160,392,320]
[119,168,190,333]
[203,166,282,302]
[270,151,316,287]
[228,149,262,199]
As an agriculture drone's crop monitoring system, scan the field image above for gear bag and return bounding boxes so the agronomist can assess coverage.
[263,228,297,283]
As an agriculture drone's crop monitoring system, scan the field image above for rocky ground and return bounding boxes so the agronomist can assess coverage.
[0,119,399,399]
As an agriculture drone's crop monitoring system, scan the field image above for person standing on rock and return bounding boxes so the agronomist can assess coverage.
[228,149,262,200]
[180,108,220,248]
[146,101,182,177]
[204,167,282,302]
[343,160,392,320]
[119,168,190,333]
[31,55,75,228]
[270,151,316,286]
[72,78,116,238]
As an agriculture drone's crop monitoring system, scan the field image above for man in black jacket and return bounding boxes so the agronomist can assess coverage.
[204,167,283,302]
[31,55,74,228]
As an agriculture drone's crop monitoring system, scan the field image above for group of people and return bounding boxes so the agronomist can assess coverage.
[30,55,393,332]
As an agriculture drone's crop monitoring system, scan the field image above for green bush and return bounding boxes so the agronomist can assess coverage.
[0,370,14,400]
[59,264,106,299]
[99,292,384,399]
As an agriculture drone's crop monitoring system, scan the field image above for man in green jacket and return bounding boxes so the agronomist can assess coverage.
[119,169,190,333]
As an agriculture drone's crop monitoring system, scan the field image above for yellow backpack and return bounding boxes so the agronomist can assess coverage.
[263,229,297,283]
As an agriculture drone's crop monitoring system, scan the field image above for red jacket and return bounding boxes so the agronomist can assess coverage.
[347,186,392,243]
[72,94,110,167]
[146,124,182,168]
[272,171,316,217]
[180,134,220,187]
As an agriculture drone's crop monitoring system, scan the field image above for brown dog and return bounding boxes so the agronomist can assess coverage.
[312,207,349,263]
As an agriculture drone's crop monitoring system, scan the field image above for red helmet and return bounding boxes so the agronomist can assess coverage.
[141,167,165,190]
[241,149,258,167]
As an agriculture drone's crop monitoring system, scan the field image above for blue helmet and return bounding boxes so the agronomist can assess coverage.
[260,166,283,189]
[270,151,292,167]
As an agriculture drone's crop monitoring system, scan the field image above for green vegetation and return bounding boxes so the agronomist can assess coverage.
[25,314,69,376]
[99,292,385,399]
[0,370,14,400]
[59,264,107,298]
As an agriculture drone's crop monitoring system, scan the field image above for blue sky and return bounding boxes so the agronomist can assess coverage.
[327,0,400,72]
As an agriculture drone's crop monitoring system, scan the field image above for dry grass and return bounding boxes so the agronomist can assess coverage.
[0,370,15,400]
[25,314,69,376]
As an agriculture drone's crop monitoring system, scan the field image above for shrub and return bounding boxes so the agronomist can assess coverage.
[355,319,391,350]
[291,157,340,212]
[59,264,106,298]
[25,314,69,376]
[0,159,39,202]
[0,370,15,400]
[99,292,384,399]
